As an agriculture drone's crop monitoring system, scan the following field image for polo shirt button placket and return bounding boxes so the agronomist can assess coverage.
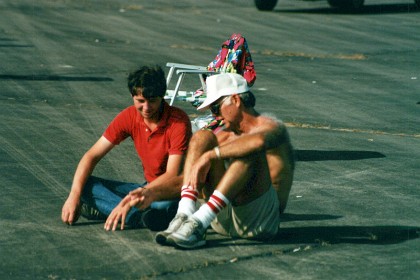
[147,129,152,142]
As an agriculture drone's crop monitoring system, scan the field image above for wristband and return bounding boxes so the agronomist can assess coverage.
[214,146,221,159]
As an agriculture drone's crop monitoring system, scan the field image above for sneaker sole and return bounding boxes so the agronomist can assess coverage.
[154,213,188,245]
[166,235,206,249]
[155,231,170,245]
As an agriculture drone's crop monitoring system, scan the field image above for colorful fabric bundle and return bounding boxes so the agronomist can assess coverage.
[207,33,256,86]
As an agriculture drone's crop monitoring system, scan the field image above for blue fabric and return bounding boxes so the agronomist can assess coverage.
[81,176,178,227]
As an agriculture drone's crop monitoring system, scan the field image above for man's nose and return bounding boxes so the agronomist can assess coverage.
[142,101,150,110]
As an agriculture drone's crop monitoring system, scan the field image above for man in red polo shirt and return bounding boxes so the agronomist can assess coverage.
[61,65,192,231]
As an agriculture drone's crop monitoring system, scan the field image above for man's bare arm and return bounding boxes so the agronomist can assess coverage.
[61,136,114,225]
[128,154,184,210]
[209,121,286,161]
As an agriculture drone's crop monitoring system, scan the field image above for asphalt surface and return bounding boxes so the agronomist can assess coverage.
[0,0,419,279]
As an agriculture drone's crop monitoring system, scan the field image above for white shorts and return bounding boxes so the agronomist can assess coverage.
[210,186,280,239]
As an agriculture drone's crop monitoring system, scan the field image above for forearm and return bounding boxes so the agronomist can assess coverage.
[145,173,183,201]
[212,134,265,160]
[69,154,99,199]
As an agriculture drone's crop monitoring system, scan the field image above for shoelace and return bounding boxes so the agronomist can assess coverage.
[167,214,186,231]
[178,219,197,236]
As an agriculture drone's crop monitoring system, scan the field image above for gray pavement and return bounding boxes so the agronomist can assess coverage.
[0,0,419,279]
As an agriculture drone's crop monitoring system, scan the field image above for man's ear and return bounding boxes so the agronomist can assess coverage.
[232,94,241,107]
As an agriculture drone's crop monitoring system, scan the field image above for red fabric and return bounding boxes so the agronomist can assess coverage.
[103,102,192,182]
[207,194,227,213]
[181,187,199,201]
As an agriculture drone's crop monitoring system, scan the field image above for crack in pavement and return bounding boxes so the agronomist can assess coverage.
[284,122,420,138]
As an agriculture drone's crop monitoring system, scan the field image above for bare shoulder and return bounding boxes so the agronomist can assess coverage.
[250,114,286,133]
[252,114,290,149]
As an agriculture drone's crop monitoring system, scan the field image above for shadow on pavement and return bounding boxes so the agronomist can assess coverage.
[0,74,113,82]
[205,225,419,249]
[0,44,33,48]
[277,3,419,14]
[295,150,385,161]
[276,225,420,245]
[281,213,343,222]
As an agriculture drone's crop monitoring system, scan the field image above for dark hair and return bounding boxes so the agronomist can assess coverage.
[239,91,256,108]
[127,65,167,98]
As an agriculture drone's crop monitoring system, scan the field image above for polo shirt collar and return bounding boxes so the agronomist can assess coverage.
[136,101,170,131]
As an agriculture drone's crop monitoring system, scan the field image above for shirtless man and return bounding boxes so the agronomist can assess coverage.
[147,73,295,249]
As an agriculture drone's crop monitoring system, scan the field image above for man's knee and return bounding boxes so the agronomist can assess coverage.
[189,129,218,151]
[82,176,100,195]
[232,151,266,170]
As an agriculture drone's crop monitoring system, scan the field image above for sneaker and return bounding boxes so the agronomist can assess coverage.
[141,208,176,232]
[155,213,188,245]
[166,217,207,249]
[126,211,146,229]
[80,203,106,220]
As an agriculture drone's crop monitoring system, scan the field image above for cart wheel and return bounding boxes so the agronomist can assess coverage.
[255,0,278,11]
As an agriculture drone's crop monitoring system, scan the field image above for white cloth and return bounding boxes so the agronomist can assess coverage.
[211,186,280,239]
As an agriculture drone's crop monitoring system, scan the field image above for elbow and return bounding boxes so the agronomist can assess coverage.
[82,151,101,167]
[254,136,267,152]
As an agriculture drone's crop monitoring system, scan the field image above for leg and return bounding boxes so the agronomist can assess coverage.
[155,130,223,244]
[211,187,280,239]
[193,150,271,227]
[183,130,225,191]
[168,151,272,249]
[177,130,225,215]
[216,150,271,205]
[209,152,279,239]
[81,176,143,226]
[83,176,179,230]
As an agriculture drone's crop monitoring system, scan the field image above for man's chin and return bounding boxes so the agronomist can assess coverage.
[141,112,154,119]
[224,124,240,134]
[222,123,231,131]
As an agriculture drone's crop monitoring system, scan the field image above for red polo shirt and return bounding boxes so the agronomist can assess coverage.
[103,102,191,182]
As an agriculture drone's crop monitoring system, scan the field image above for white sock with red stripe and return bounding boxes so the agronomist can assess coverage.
[177,185,199,216]
[192,190,230,229]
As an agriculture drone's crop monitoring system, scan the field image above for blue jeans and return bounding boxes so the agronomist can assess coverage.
[81,176,178,227]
